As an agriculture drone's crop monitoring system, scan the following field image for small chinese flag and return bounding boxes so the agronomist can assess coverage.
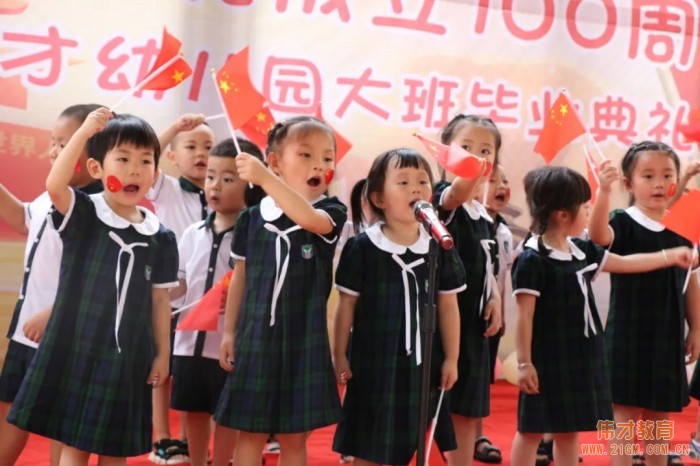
[661,190,700,245]
[678,109,700,144]
[534,92,587,164]
[140,28,192,91]
[176,270,233,331]
[414,133,490,179]
[215,47,266,129]
[316,103,352,164]
[240,106,276,150]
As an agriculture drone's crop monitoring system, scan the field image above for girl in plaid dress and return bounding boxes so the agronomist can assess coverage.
[331,149,463,465]
[432,114,503,466]
[588,142,700,466]
[511,166,693,466]
[215,116,347,466]
[8,108,179,465]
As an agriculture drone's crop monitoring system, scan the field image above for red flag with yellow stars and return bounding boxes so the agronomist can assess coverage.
[661,190,700,245]
[414,133,490,179]
[215,48,266,129]
[176,270,233,332]
[240,106,276,150]
[315,103,352,164]
[678,109,700,144]
[534,92,586,164]
[140,28,192,91]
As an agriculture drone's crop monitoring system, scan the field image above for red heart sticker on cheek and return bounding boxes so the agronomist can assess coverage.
[668,183,676,197]
[74,162,82,174]
[505,187,511,198]
[325,168,334,185]
[106,175,123,193]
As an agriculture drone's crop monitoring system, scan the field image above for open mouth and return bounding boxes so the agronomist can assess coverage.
[210,195,219,202]
[495,194,506,202]
[195,161,207,167]
[307,176,321,187]
[409,199,420,209]
[123,184,139,193]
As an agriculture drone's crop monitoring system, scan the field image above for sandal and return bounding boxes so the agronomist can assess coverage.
[536,440,552,466]
[474,436,502,464]
[668,453,683,465]
[148,439,190,465]
[690,436,700,459]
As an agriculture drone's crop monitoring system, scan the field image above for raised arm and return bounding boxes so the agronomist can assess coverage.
[602,246,694,274]
[235,153,334,235]
[46,108,111,215]
[440,161,490,211]
[0,184,27,235]
[157,113,205,153]
[588,161,618,247]
[219,261,246,372]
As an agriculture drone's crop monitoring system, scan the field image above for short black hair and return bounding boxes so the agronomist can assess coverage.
[86,113,161,165]
[266,116,335,157]
[59,104,104,123]
[210,137,266,207]
[440,114,502,166]
[366,148,434,221]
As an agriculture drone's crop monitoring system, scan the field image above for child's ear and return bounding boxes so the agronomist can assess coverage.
[166,149,176,166]
[555,209,570,224]
[86,158,102,179]
[622,177,632,190]
[266,152,281,175]
[370,191,384,209]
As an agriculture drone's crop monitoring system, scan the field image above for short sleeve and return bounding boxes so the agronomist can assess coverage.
[572,238,609,280]
[231,207,251,262]
[432,181,456,224]
[335,235,364,296]
[608,209,628,254]
[511,249,546,297]
[438,247,466,294]
[152,228,179,288]
[51,189,94,238]
[177,225,196,280]
[315,197,348,244]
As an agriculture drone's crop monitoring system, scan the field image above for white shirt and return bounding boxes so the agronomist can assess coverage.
[173,215,234,360]
[494,220,514,298]
[146,172,209,241]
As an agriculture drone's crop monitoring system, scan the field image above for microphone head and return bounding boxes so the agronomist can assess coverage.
[413,200,431,219]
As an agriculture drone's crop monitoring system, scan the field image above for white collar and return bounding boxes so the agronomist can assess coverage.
[365,222,431,254]
[260,195,326,222]
[625,205,665,232]
[525,235,586,261]
[92,193,160,236]
[463,200,493,223]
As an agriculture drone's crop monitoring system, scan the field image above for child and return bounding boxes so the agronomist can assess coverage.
[0,103,104,466]
[588,142,700,466]
[433,114,503,466]
[331,148,463,465]
[474,163,514,464]
[170,138,264,466]
[337,178,377,259]
[7,108,179,465]
[512,165,694,466]
[147,113,215,463]
[148,113,214,240]
[215,116,347,466]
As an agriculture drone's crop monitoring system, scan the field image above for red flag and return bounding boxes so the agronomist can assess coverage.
[414,133,490,179]
[215,48,266,129]
[534,92,587,164]
[677,109,700,144]
[140,28,192,91]
[240,106,276,150]
[176,270,233,331]
[316,103,352,164]
[661,190,700,245]
[408,425,446,466]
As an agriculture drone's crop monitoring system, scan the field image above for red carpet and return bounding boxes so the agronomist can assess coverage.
[15,381,700,465]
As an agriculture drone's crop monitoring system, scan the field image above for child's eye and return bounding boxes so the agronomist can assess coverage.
[299,152,311,158]
[398,181,408,185]
[117,157,128,162]
[206,175,214,181]
[185,145,195,150]
[481,149,491,155]
[324,157,334,163]
[142,159,153,165]
[223,177,234,183]
[461,145,471,152]
[419,180,430,185]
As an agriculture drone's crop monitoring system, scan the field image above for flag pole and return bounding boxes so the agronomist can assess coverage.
[209,68,242,155]
[110,53,182,112]
[582,144,601,185]
[683,247,696,294]
[425,388,446,459]
[205,113,226,121]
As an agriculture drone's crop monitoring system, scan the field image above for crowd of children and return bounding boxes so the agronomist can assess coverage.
[1,97,700,466]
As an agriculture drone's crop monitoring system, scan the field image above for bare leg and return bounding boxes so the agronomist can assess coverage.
[448,414,478,466]
[97,455,126,466]
[352,458,379,466]
[59,445,90,466]
[234,432,267,466]
[50,440,64,466]
[186,412,212,466]
[0,401,30,466]
[511,432,541,466]
[277,432,307,466]
[551,432,579,466]
[212,424,238,466]
[641,409,669,466]
[609,404,642,466]
[152,378,172,441]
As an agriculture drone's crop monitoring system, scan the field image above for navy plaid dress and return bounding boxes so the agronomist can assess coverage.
[7,190,179,456]
[606,207,691,412]
[512,236,612,433]
[433,181,493,418]
[332,224,466,465]
[214,196,347,433]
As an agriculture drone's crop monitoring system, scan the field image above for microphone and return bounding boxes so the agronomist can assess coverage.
[413,200,454,250]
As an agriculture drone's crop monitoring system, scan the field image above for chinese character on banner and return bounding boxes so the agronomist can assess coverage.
[655,420,675,441]
[372,0,446,35]
[0,26,79,87]
[636,420,655,441]
[647,101,693,151]
[596,420,615,441]
[263,56,321,113]
[616,420,635,441]
[400,74,461,129]
[476,0,555,41]
[565,0,616,49]
[590,95,638,145]
[316,103,352,163]
[0,122,50,160]
[629,0,698,70]
[275,0,351,22]
[336,68,392,120]
[465,78,521,128]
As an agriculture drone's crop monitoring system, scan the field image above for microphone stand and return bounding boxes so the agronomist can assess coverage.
[417,236,439,466]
